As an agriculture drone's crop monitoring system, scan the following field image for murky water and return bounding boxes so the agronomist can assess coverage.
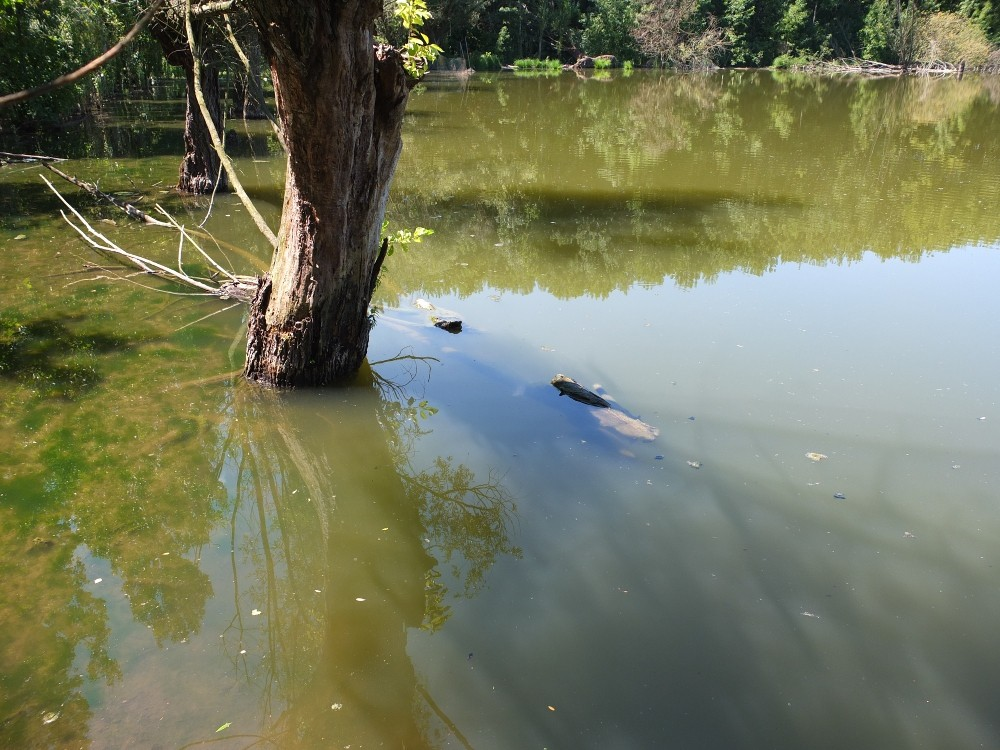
[2,70,1000,749]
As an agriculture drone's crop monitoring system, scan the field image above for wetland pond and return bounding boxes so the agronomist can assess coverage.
[2,70,1000,749]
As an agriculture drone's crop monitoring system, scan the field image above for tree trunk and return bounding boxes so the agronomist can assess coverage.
[232,32,268,121]
[178,62,227,194]
[149,13,228,195]
[243,1,410,387]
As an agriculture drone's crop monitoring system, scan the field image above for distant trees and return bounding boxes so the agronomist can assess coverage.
[4,0,1000,138]
[633,0,728,67]
[418,0,999,67]
[581,0,640,60]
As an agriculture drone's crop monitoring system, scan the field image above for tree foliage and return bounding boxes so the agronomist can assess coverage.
[0,0,167,130]
[633,0,729,67]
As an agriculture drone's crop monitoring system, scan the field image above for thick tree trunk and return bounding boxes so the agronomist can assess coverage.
[243,1,410,387]
[149,13,228,195]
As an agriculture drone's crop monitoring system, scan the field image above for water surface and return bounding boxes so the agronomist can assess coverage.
[2,70,999,749]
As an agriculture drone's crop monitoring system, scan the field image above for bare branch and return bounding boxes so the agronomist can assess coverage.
[42,162,173,227]
[0,0,167,109]
[190,0,238,16]
[41,174,259,302]
[1,151,66,163]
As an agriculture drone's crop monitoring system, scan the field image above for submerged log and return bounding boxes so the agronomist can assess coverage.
[432,317,462,333]
[551,374,611,407]
[551,374,660,441]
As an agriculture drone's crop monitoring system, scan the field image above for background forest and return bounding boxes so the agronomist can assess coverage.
[2,0,999,133]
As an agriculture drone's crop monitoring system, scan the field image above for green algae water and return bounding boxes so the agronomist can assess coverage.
[2,70,1000,749]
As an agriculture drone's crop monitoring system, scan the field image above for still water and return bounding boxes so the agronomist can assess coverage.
[2,70,1000,749]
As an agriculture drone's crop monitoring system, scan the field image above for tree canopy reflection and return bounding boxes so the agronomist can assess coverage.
[0,316,517,747]
[200,361,518,747]
[383,71,1000,303]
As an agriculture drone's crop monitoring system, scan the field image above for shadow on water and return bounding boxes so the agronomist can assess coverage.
[0,313,132,399]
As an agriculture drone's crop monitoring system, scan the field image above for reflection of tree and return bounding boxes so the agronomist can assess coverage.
[381,71,1000,304]
[0,309,230,747]
[207,361,518,747]
[0,530,116,750]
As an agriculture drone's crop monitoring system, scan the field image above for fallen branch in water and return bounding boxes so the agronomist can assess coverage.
[1,151,67,164]
[42,162,172,227]
[41,173,259,302]
[808,57,971,77]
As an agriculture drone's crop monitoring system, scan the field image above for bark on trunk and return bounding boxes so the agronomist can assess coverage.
[232,34,268,121]
[149,13,228,195]
[243,1,410,387]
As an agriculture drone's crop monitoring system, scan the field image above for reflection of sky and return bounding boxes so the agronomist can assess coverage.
[384,243,1000,749]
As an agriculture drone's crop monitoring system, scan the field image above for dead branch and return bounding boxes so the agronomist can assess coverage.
[812,57,971,77]
[190,0,238,16]
[41,173,258,303]
[1,151,67,164]
[42,162,172,227]
[0,0,166,109]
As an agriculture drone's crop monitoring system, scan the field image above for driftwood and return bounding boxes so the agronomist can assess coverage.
[810,57,972,77]
[432,318,462,333]
[414,298,464,334]
[573,55,619,69]
[551,375,660,442]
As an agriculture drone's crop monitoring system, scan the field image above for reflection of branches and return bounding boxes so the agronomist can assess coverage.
[202,365,518,744]
[370,347,441,401]
[405,457,522,624]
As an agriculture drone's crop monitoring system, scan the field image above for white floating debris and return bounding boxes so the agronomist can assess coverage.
[801,611,820,618]
[355,597,366,602]
[94,578,102,584]
[805,452,827,462]
[251,609,262,616]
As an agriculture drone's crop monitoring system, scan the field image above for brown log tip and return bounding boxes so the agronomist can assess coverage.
[432,317,462,334]
[550,374,611,408]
